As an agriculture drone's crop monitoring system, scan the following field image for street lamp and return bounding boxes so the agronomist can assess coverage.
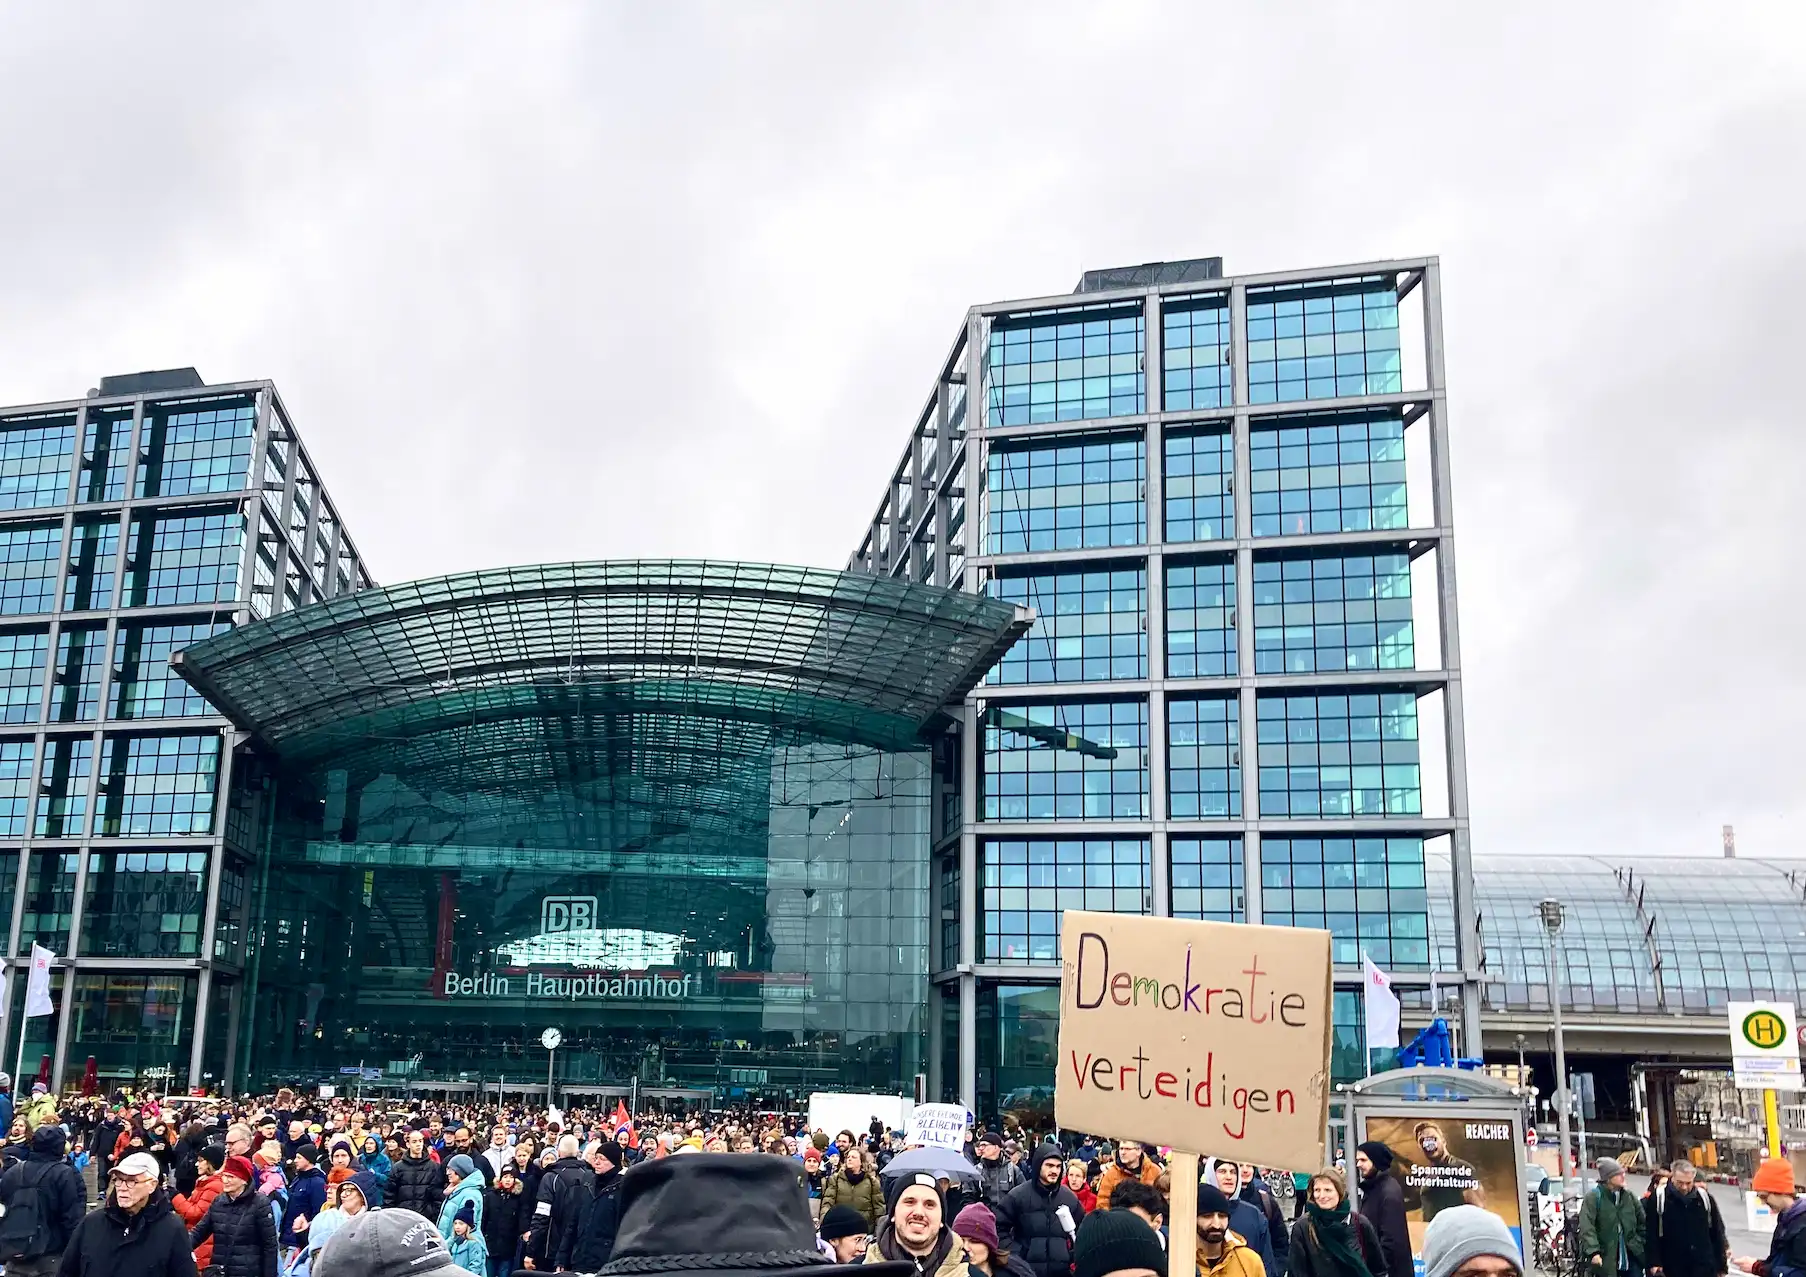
[1538,898,1575,1198]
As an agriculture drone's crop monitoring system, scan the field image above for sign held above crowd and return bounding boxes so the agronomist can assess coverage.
[1053,909,1333,1171]
[906,1102,972,1150]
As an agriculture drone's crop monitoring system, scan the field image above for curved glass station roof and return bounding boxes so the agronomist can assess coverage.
[174,560,1032,826]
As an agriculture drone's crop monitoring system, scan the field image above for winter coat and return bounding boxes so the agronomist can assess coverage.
[448,1228,489,1274]
[281,1163,327,1249]
[977,1157,1027,1213]
[1285,1212,1383,1277]
[824,1169,886,1232]
[530,1155,594,1264]
[0,1147,88,1259]
[1579,1185,1648,1277]
[358,1144,392,1206]
[1646,1184,1728,1277]
[439,1174,487,1240]
[1229,1199,1278,1277]
[1073,1184,1097,1213]
[483,1180,530,1265]
[389,1153,447,1218]
[995,1177,1087,1277]
[173,1170,226,1266]
[1357,1171,1413,1277]
[190,1185,279,1277]
[1754,1196,1806,1277]
[1200,1232,1268,1277]
[566,1170,624,1272]
[1243,1182,1291,1270]
[867,1222,969,1277]
[59,1189,200,1277]
[1095,1158,1162,1211]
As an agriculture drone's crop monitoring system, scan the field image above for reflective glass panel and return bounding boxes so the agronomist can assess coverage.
[981,699,1148,821]
[96,733,221,837]
[981,837,1150,962]
[1256,692,1421,817]
[1165,559,1235,678]
[1246,275,1401,404]
[988,303,1144,426]
[1162,294,1232,411]
[0,414,74,511]
[1163,426,1233,543]
[1167,696,1241,819]
[1252,551,1413,673]
[986,566,1145,684]
[987,435,1145,554]
[1170,836,1244,922]
[1251,411,1408,538]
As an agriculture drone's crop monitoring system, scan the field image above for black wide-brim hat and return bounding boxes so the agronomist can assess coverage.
[596,1154,914,1277]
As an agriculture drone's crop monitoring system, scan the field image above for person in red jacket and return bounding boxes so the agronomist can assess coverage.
[172,1145,227,1269]
[1065,1161,1097,1213]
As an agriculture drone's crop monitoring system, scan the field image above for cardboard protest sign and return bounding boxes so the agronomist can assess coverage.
[1054,910,1332,1170]
[907,1103,971,1150]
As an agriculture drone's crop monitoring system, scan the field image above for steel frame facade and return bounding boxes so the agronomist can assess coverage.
[0,378,370,1092]
[850,256,1482,1109]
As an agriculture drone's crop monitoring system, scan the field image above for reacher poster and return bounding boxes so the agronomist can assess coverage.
[1359,1113,1522,1258]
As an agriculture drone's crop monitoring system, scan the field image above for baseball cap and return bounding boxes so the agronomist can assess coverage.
[112,1152,162,1180]
[316,1209,480,1277]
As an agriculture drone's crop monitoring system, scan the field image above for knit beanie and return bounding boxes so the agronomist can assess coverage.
[29,1125,65,1157]
[1422,1205,1523,1277]
[454,1198,477,1228]
[975,1130,1004,1149]
[886,1170,946,1218]
[1356,1141,1395,1174]
[1596,1157,1623,1180]
[223,1155,256,1183]
[1753,1158,1797,1195]
[1074,1208,1168,1277]
[812,1132,831,1151]
[293,1143,320,1166]
[593,1139,622,1170]
[446,1153,476,1179]
[952,1204,1001,1251]
[1196,1182,1233,1216]
[200,1142,228,1172]
[820,1204,870,1241]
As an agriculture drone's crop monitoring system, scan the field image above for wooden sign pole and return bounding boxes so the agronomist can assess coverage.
[1167,1150,1198,1277]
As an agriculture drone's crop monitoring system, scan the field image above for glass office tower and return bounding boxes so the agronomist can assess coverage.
[0,370,371,1092]
[852,256,1480,1125]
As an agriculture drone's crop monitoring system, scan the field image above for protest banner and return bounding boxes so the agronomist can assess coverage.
[1054,910,1333,1168]
[907,1102,971,1151]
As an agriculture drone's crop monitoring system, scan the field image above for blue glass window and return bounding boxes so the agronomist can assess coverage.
[136,398,257,497]
[1246,275,1401,404]
[65,517,119,612]
[982,700,1148,822]
[0,739,33,838]
[1162,294,1232,411]
[1251,411,1407,537]
[96,733,220,837]
[1261,836,1430,970]
[1253,552,1413,673]
[1165,559,1235,678]
[0,522,64,616]
[113,622,231,720]
[78,410,132,503]
[1256,692,1421,817]
[988,303,1144,426]
[1167,697,1240,819]
[1170,837,1244,922]
[0,629,47,725]
[1163,426,1233,543]
[0,415,74,511]
[987,566,1145,684]
[17,849,75,953]
[80,851,210,957]
[125,509,244,607]
[36,736,91,838]
[982,838,1150,963]
[50,626,105,723]
[987,436,1144,554]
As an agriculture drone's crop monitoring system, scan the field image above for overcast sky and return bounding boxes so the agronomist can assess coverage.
[1,3,1801,864]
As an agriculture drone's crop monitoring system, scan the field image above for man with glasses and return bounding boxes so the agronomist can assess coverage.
[59,1151,198,1277]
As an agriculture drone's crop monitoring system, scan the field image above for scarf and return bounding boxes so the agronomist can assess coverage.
[1305,1200,1374,1277]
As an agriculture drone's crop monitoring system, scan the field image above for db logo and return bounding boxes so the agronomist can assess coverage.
[542,896,597,934]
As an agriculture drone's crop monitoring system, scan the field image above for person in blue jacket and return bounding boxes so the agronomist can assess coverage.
[358,1133,391,1207]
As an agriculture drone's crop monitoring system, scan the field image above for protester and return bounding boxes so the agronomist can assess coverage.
[1240,1168,1291,1273]
[1285,1169,1381,1277]
[1072,1208,1169,1277]
[1646,1160,1726,1277]
[172,1146,227,1271]
[440,1154,486,1242]
[1421,1204,1523,1277]
[0,1123,87,1277]
[60,1152,199,1277]
[1579,1158,1647,1277]
[1206,1160,1277,1277]
[1734,1159,1806,1276]
[1197,1183,1266,1277]
[826,1146,886,1233]
[561,1138,627,1273]
[392,1128,448,1218]
[358,1132,391,1206]
[282,1143,328,1260]
[995,1143,1086,1277]
[954,1203,1036,1277]
[1067,1160,1097,1212]
[1353,1143,1412,1277]
[871,1171,967,1277]
[1097,1143,1162,1211]
[975,1133,1026,1214]
[309,1171,374,1266]
[529,1133,593,1266]
[1107,1181,1166,1240]
[483,1163,529,1277]
[189,1153,280,1277]
[822,1204,873,1264]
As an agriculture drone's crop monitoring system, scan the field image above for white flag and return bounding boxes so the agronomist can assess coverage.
[1363,953,1400,1049]
[23,944,53,1018]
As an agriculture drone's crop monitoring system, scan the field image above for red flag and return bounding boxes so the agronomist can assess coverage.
[611,1100,630,1129]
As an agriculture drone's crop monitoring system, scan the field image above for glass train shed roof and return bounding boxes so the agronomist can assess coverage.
[173,561,1032,807]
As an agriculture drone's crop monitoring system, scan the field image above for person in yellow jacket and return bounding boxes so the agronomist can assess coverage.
[1197,1182,1267,1277]
[20,1082,57,1133]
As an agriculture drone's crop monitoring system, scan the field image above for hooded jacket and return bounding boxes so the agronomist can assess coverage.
[1096,1155,1162,1210]
[995,1145,1086,1277]
[357,1137,391,1206]
[189,1185,279,1277]
[1645,1181,1728,1277]
[389,1151,447,1218]
[0,1126,88,1259]
[1199,1230,1268,1277]
[439,1171,487,1242]
[58,1188,199,1277]
[483,1175,531,1265]
[173,1170,225,1266]
[1753,1196,1806,1277]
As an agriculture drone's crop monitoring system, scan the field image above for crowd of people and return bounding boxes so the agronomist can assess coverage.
[0,1072,1793,1277]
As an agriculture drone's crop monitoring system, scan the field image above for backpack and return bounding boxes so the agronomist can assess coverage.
[0,1160,58,1260]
